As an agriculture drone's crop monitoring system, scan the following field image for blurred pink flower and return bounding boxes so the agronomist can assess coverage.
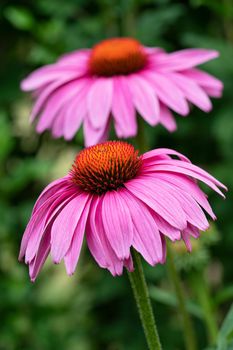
[21,38,223,146]
[19,141,226,281]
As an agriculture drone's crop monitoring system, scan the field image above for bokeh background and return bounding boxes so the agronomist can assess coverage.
[0,0,233,349]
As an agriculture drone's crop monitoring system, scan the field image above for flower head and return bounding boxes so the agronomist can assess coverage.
[21,38,223,146]
[19,141,226,281]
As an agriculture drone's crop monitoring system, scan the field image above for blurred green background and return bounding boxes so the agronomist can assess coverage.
[0,0,233,349]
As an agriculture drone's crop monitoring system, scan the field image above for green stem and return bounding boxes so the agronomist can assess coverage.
[128,250,162,350]
[190,270,218,345]
[167,245,198,350]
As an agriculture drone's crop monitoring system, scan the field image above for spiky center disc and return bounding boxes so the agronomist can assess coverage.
[71,141,142,195]
[88,38,148,77]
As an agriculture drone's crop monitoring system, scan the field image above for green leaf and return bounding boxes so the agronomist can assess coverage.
[4,6,35,30]
[0,111,14,162]
[149,286,203,319]
[217,304,233,350]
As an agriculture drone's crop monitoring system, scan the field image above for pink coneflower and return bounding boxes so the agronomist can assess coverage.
[21,38,223,146]
[19,141,226,281]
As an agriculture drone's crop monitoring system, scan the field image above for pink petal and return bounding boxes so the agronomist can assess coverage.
[142,148,190,163]
[25,189,77,263]
[182,230,192,252]
[29,228,51,282]
[167,72,212,112]
[64,197,92,275]
[21,65,84,91]
[87,78,113,129]
[145,159,226,190]
[125,178,187,230]
[119,190,163,265]
[57,50,90,66]
[51,192,90,263]
[148,177,209,230]
[32,176,70,215]
[112,76,137,138]
[187,224,200,239]
[63,80,92,140]
[83,118,109,147]
[150,212,181,241]
[20,188,62,261]
[161,235,167,264]
[20,197,53,262]
[203,87,222,98]
[123,255,134,272]
[143,71,189,115]
[86,196,124,276]
[154,49,219,71]
[183,68,223,91]
[101,190,133,260]
[141,160,226,196]
[144,47,165,56]
[86,197,110,269]
[30,79,74,122]
[51,107,66,138]
[35,79,86,133]
[159,103,177,132]
[152,172,216,219]
[127,74,159,125]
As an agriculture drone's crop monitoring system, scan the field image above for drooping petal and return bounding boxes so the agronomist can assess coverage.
[112,76,137,138]
[29,227,51,282]
[51,108,66,138]
[181,230,192,252]
[123,255,134,272]
[20,187,65,261]
[101,190,133,260]
[127,74,159,125]
[86,197,109,269]
[160,235,167,264]
[25,190,77,263]
[125,178,187,229]
[151,172,216,219]
[150,211,181,241]
[159,103,177,132]
[32,176,71,215]
[141,158,226,196]
[30,78,75,122]
[183,68,223,96]
[87,78,113,129]
[142,71,189,115]
[144,177,209,230]
[167,72,212,112]
[64,196,92,275]
[51,192,91,263]
[119,189,163,265]
[63,80,91,140]
[86,196,124,276]
[83,118,110,147]
[21,65,85,91]
[35,79,87,134]
[19,197,54,262]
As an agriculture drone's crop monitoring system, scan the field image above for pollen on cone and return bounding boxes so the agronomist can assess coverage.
[88,38,148,76]
[71,141,142,194]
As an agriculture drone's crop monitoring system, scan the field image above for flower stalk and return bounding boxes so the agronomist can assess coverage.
[167,244,197,350]
[128,250,162,350]
[190,270,218,345]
